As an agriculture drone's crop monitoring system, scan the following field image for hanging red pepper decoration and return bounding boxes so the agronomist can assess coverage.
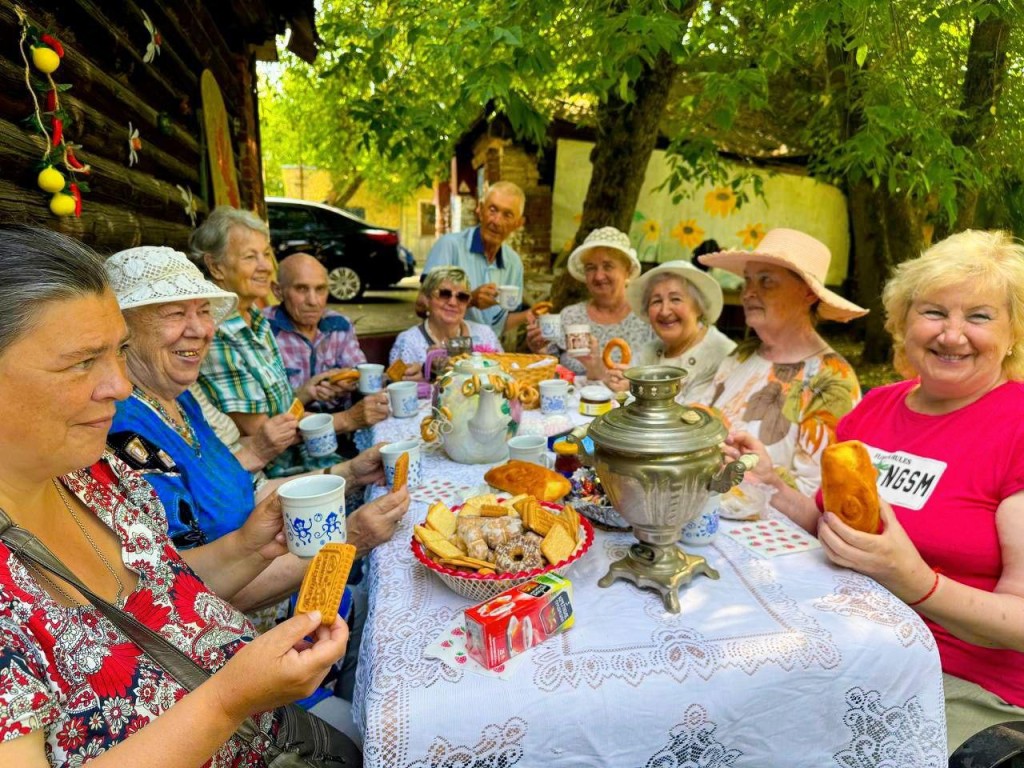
[45,88,57,112]
[40,34,65,58]
[51,117,63,147]
[69,183,81,217]
[65,148,89,172]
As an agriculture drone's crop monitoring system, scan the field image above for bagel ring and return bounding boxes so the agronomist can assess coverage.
[420,417,438,442]
[531,301,554,316]
[519,385,540,409]
[602,338,632,368]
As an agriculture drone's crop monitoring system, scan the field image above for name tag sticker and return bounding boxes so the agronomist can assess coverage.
[865,446,946,511]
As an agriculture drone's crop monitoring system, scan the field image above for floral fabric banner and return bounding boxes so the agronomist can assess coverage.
[552,138,850,286]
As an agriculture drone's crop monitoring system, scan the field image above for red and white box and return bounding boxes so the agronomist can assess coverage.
[463,573,574,669]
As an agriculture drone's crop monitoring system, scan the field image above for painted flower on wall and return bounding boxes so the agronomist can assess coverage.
[704,186,737,218]
[738,223,766,248]
[670,219,705,249]
[640,219,660,242]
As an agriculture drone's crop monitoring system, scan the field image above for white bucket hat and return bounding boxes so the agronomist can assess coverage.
[697,228,868,322]
[626,260,725,324]
[567,226,642,282]
[106,246,238,324]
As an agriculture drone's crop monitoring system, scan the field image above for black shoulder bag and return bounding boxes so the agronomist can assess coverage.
[0,510,361,767]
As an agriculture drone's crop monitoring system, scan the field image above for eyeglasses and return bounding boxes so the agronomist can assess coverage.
[435,288,472,304]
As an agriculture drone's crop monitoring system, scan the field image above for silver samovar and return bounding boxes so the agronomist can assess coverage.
[570,366,752,613]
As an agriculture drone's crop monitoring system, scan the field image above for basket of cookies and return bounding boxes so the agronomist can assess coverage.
[411,492,594,601]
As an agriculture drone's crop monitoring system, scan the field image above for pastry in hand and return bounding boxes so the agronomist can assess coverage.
[821,440,881,533]
[484,459,571,503]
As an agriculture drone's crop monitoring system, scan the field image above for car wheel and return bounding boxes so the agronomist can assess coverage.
[327,266,364,301]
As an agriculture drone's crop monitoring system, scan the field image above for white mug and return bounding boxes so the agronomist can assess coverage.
[298,413,338,458]
[278,474,347,558]
[538,312,561,340]
[564,324,591,357]
[498,284,521,311]
[357,363,385,394]
[380,439,423,489]
[387,380,419,419]
[506,434,551,468]
[539,378,574,415]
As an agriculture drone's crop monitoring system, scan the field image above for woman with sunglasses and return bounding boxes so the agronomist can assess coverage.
[389,266,503,378]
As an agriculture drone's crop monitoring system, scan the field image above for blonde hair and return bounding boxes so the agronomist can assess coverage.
[883,229,1024,379]
[420,267,470,298]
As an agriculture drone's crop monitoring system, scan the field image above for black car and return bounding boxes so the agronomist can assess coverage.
[266,197,406,301]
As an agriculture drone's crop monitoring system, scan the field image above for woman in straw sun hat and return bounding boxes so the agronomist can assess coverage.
[695,227,867,496]
[525,226,655,381]
[615,259,736,400]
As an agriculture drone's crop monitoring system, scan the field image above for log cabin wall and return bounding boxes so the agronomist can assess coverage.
[0,0,312,253]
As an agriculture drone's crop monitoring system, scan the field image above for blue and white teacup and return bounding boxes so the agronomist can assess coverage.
[357,363,385,394]
[381,439,423,489]
[539,378,573,415]
[387,380,420,419]
[278,474,348,558]
[299,413,338,458]
[681,497,720,547]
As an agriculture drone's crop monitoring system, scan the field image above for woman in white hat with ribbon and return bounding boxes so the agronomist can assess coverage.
[696,228,867,496]
[526,226,654,379]
[611,260,737,400]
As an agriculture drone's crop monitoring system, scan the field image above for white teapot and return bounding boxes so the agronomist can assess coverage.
[420,353,534,464]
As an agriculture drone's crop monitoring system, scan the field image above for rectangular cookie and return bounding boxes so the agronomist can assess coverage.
[296,543,357,626]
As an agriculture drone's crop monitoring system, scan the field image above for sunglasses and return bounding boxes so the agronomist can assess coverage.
[435,288,472,304]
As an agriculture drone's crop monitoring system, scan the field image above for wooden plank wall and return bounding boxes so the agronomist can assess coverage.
[0,0,270,252]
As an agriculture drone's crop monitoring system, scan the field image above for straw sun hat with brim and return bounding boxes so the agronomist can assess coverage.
[106,245,238,324]
[626,260,725,325]
[567,226,642,282]
[697,228,868,322]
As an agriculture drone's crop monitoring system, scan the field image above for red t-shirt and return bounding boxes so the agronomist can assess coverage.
[836,379,1024,705]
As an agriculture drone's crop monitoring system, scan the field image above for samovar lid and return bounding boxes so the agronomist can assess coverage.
[585,365,727,455]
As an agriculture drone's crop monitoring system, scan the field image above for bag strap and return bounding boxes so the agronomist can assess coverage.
[0,506,267,747]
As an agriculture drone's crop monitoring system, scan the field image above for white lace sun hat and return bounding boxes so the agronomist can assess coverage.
[567,226,642,282]
[106,246,238,324]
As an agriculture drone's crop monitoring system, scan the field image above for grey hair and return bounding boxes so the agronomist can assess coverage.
[642,271,708,321]
[0,227,109,355]
[188,206,269,273]
[421,266,471,297]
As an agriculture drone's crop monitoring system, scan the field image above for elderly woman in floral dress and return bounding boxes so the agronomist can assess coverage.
[696,228,866,496]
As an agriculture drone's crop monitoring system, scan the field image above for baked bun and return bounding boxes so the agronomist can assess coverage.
[821,440,881,533]
[484,459,571,502]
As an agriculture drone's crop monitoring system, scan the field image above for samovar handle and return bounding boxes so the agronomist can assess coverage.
[708,453,759,493]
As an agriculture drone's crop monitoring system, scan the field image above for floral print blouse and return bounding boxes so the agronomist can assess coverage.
[0,456,273,767]
[696,339,862,495]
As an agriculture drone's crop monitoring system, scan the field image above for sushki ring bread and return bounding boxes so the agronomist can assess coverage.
[821,440,882,534]
[602,338,631,368]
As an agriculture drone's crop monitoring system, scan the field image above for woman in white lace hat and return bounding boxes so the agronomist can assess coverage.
[696,228,867,496]
[526,226,655,379]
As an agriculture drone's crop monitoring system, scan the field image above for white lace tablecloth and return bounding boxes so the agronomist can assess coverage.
[354,405,948,768]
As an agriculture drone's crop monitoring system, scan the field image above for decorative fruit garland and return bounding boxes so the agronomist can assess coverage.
[15,5,90,218]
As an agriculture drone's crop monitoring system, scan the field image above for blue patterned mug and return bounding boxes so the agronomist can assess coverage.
[381,439,423,489]
[299,413,338,458]
[387,380,420,419]
[357,363,385,394]
[278,474,348,558]
[539,378,574,415]
[681,498,720,547]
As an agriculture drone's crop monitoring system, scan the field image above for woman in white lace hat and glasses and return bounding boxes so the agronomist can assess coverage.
[696,228,866,497]
[526,226,655,381]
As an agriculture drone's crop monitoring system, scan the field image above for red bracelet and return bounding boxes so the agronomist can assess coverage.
[907,568,942,607]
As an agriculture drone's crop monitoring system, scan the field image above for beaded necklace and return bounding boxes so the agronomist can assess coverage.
[132,387,200,454]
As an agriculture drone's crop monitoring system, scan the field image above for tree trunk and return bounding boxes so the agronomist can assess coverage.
[549,45,684,310]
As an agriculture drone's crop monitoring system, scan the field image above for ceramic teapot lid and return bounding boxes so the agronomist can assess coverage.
[586,365,726,455]
[453,351,502,373]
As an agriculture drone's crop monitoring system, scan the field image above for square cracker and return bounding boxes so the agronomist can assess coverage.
[426,501,457,538]
[541,523,576,566]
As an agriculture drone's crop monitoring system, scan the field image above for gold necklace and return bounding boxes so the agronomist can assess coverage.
[54,480,125,603]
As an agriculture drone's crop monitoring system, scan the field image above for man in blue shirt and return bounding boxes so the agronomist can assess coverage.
[422,181,530,335]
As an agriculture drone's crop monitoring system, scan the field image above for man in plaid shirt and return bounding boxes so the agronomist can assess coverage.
[266,253,368,413]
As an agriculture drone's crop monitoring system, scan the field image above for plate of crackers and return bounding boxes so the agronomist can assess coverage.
[411,492,594,601]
